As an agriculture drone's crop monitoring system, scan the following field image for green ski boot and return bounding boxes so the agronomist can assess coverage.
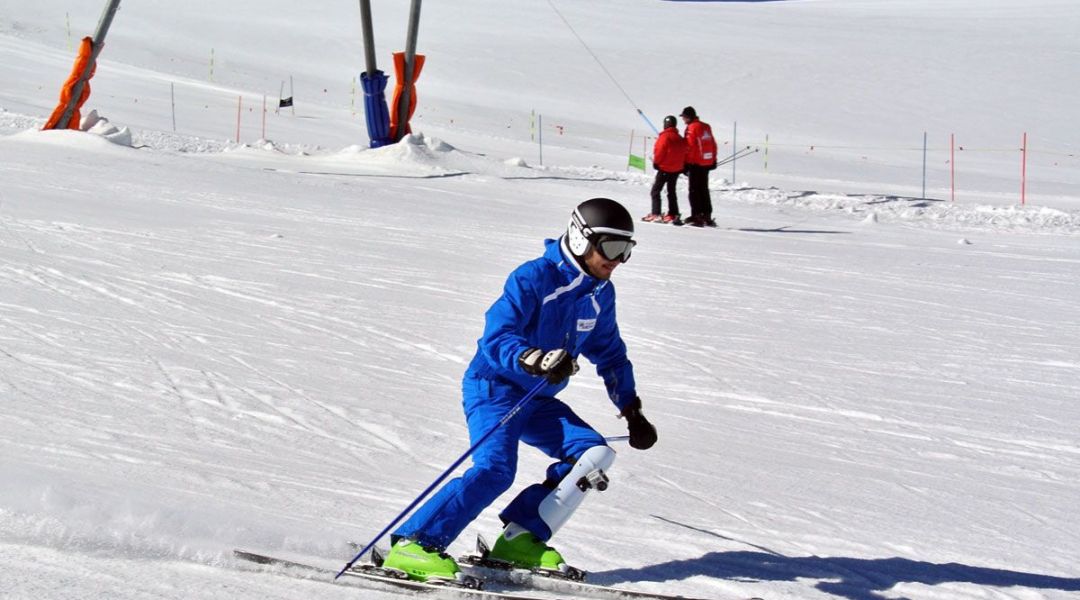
[488,527,566,571]
[382,539,462,583]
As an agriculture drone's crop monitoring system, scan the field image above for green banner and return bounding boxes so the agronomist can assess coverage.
[627,154,646,172]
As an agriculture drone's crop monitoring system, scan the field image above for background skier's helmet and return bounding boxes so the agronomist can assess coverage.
[663,115,677,129]
[566,198,636,263]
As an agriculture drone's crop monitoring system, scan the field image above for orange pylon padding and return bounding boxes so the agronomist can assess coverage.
[389,52,425,140]
[43,37,96,130]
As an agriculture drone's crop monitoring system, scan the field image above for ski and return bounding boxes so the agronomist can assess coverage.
[233,549,555,600]
[458,536,759,600]
[641,216,684,226]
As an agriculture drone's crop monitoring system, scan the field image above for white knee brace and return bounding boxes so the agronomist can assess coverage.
[536,445,616,537]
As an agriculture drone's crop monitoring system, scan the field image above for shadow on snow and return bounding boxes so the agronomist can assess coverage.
[586,516,1080,600]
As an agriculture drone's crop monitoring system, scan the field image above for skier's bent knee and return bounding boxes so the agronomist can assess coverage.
[536,445,616,537]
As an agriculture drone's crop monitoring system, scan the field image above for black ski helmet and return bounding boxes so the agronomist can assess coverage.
[680,106,697,119]
[663,115,677,129]
[566,198,635,260]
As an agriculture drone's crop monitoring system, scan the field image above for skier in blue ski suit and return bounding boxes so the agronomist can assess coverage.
[387,198,657,581]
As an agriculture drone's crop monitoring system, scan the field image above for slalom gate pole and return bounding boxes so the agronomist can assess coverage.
[764,134,769,171]
[538,114,543,166]
[950,133,955,202]
[921,131,928,199]
[336,378,549,580]
[170,82,176,132]
[732,121,737,184]
[1020,132,1027,206]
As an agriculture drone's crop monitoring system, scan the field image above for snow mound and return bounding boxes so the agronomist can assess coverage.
[726,188,1080,234]
[367,133,455,165]
[80,110,132,147]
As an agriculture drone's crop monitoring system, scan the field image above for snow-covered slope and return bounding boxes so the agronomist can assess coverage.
[1,2,1078,599]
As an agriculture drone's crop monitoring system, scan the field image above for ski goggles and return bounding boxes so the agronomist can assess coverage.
[594,235,636,263]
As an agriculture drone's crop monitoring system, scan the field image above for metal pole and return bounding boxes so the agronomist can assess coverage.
[359,0,378,77]
[1021,132,1028,206]
[924,130,933,198]
[764,133,769,171]
[732,121,737,184]
[170,82,176,132]
[394,0,422,141]
[538,113,543,166]
[55,0,122,130]
[950,133,955,202]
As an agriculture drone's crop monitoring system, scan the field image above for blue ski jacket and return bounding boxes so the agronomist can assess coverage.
[464,237,637,412]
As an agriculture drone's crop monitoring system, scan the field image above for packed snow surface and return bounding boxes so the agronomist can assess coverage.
[1,1,1078,599]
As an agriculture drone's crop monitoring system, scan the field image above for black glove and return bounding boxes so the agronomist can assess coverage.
[652,162,659,171]
[519,347,576,384]
[621,397,657,450]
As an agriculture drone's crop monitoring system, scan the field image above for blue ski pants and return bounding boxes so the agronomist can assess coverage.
[392,375,607,551]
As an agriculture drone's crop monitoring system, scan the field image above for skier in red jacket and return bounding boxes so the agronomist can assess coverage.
[681,106,718,227]
[643,115,688,225]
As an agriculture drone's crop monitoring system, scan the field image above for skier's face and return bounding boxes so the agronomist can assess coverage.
[583,246,621,280]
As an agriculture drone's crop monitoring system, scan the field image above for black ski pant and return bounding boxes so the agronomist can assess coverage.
[686,164,713,218]
[650,170,681,216]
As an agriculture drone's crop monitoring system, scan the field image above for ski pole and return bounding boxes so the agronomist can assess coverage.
[336,377,549,580]
[715,146,758,169]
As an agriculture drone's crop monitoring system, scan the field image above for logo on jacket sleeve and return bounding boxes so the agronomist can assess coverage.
[577,318,596,332]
